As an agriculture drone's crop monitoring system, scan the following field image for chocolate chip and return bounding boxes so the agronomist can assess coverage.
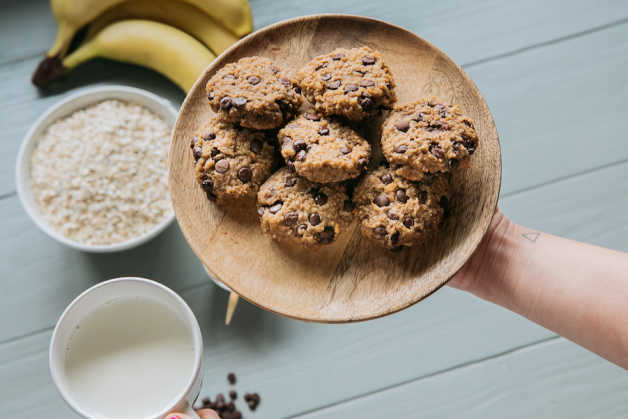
[247,75,261,85]
[237,167,252,182]
[293,139,307,151]
[429,143,444,158]
[344,83,359,93]
[227,373,236,385]
[332,52,345,60]
[190,138,196,149]
[294,85,302,94]
[362,56,376,65]
[257,207,265,217]
[391,231,400,245]
[440,109,448,118]
[394,119,410,132]
[219,96,232,110]
[449,158,458,169]
[340,146,352,155]
[208,92,214,100]
[359,96,374,110]
[321,73,332,81]
[396,189,408,203]
[233,96,247,107]
[287,161,296,172]
[463,119,473,128]
[381,173,393,184]
[201,178,213,193]
[315,226,335,244]
[193,146,202,160]
[227,401,236,412]
[394,144,408,154]
[327,80,341,90]
[374,193,390,207]
[427,122,444,132]
[318,128,329,135]
[309,213,321,226]
[284,176,297,187]
[387,211,399,220]
[211,147,220,157]
[295,150,307,161]
[418,190,427,204]
[359,80,375,87]
[463,137,476,154]
[374,226,387,236]
[314,192,328,206]
[304,113,321,121]
[202,397,211,406]
[215,159,229,173]
[358,158,368,171]
[229,391,237,400]
[279,78,291,87]
[403,217,414,228]
[269,202,283,213]
[284,211,298,226]
[316,62,329,70]
[294,224,307,237]
[343,200,354,212]
[353,70,365,76]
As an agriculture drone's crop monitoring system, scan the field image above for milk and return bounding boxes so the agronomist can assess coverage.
[63,297,196,419]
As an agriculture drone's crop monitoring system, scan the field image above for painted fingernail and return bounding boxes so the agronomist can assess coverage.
[167,415,181,419]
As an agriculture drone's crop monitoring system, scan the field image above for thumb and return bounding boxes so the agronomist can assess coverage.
[165,410,220,419]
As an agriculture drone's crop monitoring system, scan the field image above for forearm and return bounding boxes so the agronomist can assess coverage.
[460,213,628,369]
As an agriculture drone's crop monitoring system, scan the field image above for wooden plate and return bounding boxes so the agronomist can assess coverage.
[169,15,501,323]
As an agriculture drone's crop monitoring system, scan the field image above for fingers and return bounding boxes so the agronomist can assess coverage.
[164,409,220,419]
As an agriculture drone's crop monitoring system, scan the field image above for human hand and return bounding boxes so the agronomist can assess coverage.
[165,409,220,419]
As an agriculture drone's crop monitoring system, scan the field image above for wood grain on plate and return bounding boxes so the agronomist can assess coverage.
[169,15,501,322]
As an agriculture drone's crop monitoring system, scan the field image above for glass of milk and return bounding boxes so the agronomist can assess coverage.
[49,277,204,419]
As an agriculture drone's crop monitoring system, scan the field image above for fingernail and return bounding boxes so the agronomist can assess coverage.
[167,416,181,419]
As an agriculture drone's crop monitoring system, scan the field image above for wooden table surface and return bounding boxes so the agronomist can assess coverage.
[1,1,627,418]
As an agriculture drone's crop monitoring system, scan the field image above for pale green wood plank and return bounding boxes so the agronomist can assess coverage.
[296,338,628,419]
[2,160,627,417]
[0,0,53,64]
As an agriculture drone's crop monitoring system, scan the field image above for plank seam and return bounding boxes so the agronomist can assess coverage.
[462,16,628,68]
[286,335,561,418]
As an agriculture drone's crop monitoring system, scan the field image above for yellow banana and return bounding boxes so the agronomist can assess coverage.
[35,20,215,93]
[86,0,239,56]
[179,0,253,38]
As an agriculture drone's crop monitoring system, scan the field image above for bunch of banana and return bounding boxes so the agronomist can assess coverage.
[32,0,253,92]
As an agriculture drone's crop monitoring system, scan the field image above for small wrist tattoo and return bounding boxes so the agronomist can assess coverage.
[522,232,540,243]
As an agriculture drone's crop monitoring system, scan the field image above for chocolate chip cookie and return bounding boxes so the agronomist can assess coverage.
[277,112,371,183]
[192,116,276,205]
[353,166,450,249]
[206,56,302,129]
[381,98,478,180]
[295,47,396,121]
[257,167,353,247]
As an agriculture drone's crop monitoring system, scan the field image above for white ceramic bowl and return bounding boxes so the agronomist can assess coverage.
[16,86,178,253]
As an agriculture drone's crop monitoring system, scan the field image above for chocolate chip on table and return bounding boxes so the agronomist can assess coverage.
[284,211,299,226]
[429,143,444,158]
[394,144,408,154]
[403,217,414,228]
[394,119,410,132]
[314,192,328,205]
[340,146,352,155]
[202,397,211,406]
[233,97,247,107]
[396,189,408,203]
[227,372,237,385]
[293,139,307,151]
[295,150,307,161]
[250,138,263,153]
[332,52,345,60]
[215,393,226,409]
[321,73,332,81]
[344,83,359,93]
[449,158,458,169]
[343,200,354,212]
[362,55,376,65]
[219,96,232,109]
[374,226,387,236]
[284,176,297,187]
[229,390,237,400]
[215,159,230,173]
[318,128,329,135]
[315,226,335,244]
[279,77,291,86]
[359,79,375,87]
[269,202,283,213]
[304,113,321,121]
[387,211,399,220]
[381,173,393,184]
[257,207,265,217]
[247,75,261,85]
[237,167,252,183]
[418,190,427,204]
[374,193,390,207]
[327,80,341,90]
[309,213,321,226]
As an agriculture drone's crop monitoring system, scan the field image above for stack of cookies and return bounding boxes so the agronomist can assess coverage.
[194,46,479,250]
